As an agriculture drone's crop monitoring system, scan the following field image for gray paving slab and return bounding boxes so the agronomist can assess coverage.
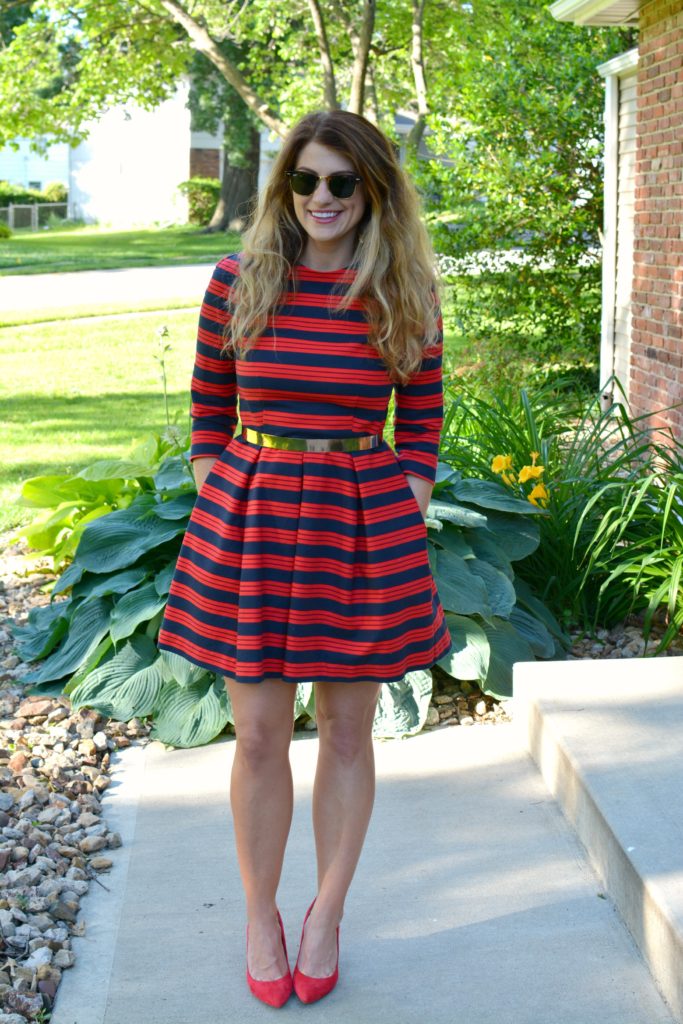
[514,656,683,1022]
[51,723,675,1024]
[0,264,215,314]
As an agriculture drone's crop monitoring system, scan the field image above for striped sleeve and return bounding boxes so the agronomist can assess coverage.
[189,256,240,462]
[392,307,444,486]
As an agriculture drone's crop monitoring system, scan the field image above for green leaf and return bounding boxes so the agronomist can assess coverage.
[431,522,474,559]
[110,582,168,644]
[72,565,149,601]
[294,682,316,719]
[433,548,492,616]
[64,635,114,694]
[480,510,541,561]
[509,607,556,658]
[437,613,490,681]
[11,599,72,662]
[427,499,488,528]
[75,494,187,572]
[154,456,194,493]
[513,578,568,645]
[154,494,196,520]
[52,560,85,595]
[151,675,231,748]
[69,635,164,719]
[160,650,212,688]
[21,597,112,684]
[154,560,177,596]
[467,558,517,618]
[466,533,514,579]
[480,618,535,700]
[372,670,433,738]
[452,478,546,515]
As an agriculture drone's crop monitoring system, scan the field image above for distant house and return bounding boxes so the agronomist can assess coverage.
[551,0,682,440]
[0,78,223,227]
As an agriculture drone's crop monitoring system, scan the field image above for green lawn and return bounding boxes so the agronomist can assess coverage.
[0,308,199,533]
[0,225,241,276]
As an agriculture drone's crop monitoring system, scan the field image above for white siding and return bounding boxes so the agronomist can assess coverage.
[612,73,637,399]
[0,139,69,191]
[69,85,193,226]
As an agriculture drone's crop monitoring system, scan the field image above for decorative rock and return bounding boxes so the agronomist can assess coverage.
[107,831,122,849]
[76,812,100,828]
[48,899,79,924]
[92,730,108,750]
[24,945,53,970]
[89,855,113,871]
[79,835,107,853]
[0,1014,33,1024]
[53,948,76,969]
[4,990,45,1018]
[425,706,440,727]
[16,697,55,718]
[6,751,27,774]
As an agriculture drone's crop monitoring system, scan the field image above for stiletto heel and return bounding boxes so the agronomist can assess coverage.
[293,900,340,1004]
[246,910,293,1007]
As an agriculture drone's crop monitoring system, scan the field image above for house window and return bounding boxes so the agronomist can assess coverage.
[28,181,42,190]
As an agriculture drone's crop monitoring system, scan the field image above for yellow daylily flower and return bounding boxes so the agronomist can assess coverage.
[491,454,513,474]
[530,450,540,465]
[528,483,550,507]
[518,464,545,483]
[501,471,517,487]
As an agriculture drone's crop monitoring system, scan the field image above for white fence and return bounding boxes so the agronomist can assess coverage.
[0,202,68,230]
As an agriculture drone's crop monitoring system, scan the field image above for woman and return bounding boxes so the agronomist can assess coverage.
[157,109,451,1006]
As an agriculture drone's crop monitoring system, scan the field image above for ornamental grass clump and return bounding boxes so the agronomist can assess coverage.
[441,377,683,645]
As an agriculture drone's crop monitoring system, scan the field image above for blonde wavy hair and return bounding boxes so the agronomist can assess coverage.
[224,110,440,385]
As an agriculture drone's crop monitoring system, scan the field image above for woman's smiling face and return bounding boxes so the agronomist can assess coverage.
[291,141,367,266]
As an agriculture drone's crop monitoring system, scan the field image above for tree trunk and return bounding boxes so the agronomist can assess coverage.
[206,124,260,232]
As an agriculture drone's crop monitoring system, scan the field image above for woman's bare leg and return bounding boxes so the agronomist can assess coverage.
[226,676,297,981]
[296,680,381,976]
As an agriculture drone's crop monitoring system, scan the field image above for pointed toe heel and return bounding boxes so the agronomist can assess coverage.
[246,910,293,1008]
[292,901,340,1004]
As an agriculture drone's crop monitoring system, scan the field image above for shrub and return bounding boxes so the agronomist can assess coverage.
[440,377,683,645]
[0,180,43,205]
[42,181,68,203]
[177,177,221,225]
[0,222,11,239]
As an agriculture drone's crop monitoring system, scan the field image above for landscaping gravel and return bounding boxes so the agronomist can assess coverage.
[0,528,681,1020]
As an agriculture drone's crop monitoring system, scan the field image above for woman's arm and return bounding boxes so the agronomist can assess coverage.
[393,306,444,520]
[404,473,433,520]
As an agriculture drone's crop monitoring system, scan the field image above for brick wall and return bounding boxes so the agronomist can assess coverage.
[189,148,221,180]
[631,0,683,438]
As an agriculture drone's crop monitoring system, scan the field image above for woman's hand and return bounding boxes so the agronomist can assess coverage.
[192,456,218,494]
[404,473,432,521]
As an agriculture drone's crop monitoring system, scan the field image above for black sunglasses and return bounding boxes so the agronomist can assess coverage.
[286,170,363,199]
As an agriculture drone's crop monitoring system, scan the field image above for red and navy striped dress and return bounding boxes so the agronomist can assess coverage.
[157,254,452,684]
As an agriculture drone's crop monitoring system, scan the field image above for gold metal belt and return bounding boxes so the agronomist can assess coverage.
[241,427,380,452]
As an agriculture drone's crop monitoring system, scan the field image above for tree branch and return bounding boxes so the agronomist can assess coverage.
[155,0,288,137]
[306,0,338,109]
[406,0,428,152]
[348,0,374,115]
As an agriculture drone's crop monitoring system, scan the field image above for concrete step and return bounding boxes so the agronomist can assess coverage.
[51,721,675,1024]
[514,655,683,1023]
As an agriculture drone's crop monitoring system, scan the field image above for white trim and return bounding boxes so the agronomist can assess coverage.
[598,48,639,78]
[600,74,620,408]
[550,0,642,24]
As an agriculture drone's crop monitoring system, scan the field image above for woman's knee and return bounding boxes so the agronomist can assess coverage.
[226,677,295,768]
[316,698,377,765]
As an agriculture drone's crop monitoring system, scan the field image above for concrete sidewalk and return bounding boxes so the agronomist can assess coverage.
[0,264,215,316]
[51,722,675,1024]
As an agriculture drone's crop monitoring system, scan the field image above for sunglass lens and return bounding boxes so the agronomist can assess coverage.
[328,175,358,199]
[289,171,318,196]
